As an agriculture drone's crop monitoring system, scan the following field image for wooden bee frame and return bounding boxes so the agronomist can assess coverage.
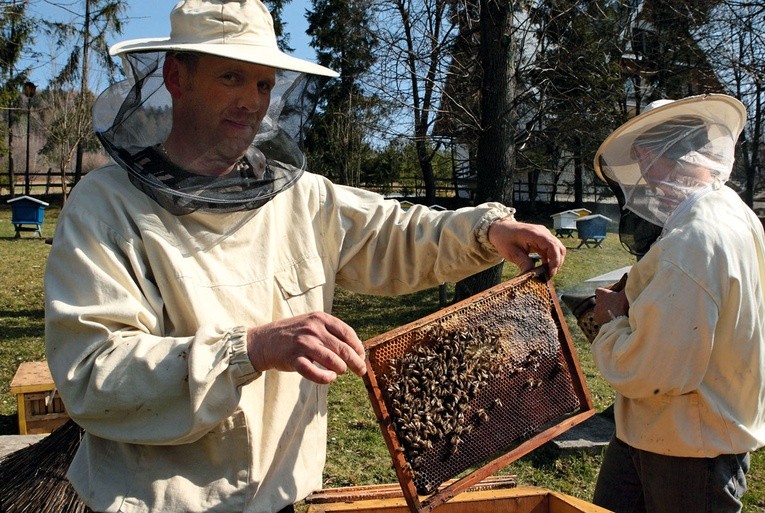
[362,266,595,513]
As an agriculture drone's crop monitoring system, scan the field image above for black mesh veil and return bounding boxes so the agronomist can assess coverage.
[93,51,327,215]
[602,170,663,258]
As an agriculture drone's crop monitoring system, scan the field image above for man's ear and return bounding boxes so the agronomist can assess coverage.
[163,55,183,97]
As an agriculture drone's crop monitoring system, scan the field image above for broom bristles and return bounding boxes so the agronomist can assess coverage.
[0,420,90,513]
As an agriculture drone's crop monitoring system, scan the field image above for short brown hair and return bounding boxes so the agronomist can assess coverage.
[166,51,201,72]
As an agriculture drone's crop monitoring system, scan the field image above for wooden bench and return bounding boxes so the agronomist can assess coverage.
[9,361,69,434]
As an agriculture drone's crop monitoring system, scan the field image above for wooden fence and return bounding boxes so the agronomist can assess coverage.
[2,168,73,197]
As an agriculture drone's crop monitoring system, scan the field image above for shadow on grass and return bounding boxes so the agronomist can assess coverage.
[0,414,19,435]
[0,310,45,342]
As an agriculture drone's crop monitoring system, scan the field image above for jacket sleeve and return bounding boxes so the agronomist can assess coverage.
[325,181,509,296]
[44,199,260,445]
[591,260,718,399]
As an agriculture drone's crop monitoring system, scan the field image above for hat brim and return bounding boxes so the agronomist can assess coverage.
[593,94,746,182]
[110,38,339,78]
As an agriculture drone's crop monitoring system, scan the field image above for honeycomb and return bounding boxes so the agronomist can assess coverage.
[363,267,591,501]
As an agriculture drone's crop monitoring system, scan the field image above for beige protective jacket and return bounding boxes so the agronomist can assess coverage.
[592,185,765,457]
[44,164,509,513]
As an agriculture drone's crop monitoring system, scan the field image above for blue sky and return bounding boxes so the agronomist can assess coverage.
[22,0,313,90]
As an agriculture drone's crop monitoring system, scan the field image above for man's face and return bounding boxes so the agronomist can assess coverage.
[167,54,277,175]
[633,145,675,186]
[631,145,678,205]
[632,143,712,215]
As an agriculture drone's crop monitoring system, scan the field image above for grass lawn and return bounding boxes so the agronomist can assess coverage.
[0,202,762,511]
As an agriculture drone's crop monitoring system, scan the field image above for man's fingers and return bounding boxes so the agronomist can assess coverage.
[488,220,566,277]
[322,316,367,375]
[293,356,337,385]
[332,343,367,376]
[307,333,367,377]
[541,244,566,276]
[509,251,536,274]
[324,318,365,358]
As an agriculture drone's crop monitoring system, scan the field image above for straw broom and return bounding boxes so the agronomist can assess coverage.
[0,419,90,513]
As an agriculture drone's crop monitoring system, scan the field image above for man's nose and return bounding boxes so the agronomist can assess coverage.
[239,86,267,113]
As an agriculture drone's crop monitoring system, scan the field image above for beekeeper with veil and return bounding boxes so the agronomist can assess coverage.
[43,1,566,512]
[590,93,765,513]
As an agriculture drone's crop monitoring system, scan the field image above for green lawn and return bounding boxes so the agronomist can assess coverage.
[0,202,762,511]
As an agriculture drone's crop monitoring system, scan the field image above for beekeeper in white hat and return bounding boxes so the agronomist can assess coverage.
[590,94,765,513]
[44,1,567,512]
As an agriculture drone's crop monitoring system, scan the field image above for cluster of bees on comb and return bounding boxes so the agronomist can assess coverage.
[381,323,507,476]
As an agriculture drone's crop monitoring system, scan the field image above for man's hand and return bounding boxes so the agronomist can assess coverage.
[593,288,629,325]
[247,312,367,384]
[487,218,566,276]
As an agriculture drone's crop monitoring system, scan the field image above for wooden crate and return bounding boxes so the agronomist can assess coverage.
[306,482,611,513]
[9,361,69,434]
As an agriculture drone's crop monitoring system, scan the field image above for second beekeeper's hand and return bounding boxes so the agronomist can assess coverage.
[247,312,367,384]
[593,288,629,325]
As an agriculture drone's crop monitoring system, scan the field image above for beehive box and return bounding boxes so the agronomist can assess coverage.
[575,215,611,247]
[362,267,594,513]
[7,195,49,238]
[9,361,69,434]
[551,209,590,235]
[306,482,611,513]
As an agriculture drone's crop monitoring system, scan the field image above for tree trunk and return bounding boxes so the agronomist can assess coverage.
[74,0,91,184]
[475,0,515,205]
[453,0,515,303]
[454,262,504,300]
[7,106,15,197]
[573,137,584,206]
[416,140,437,205]
[743,82,762,208]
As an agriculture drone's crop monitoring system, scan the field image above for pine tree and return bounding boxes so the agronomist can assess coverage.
[305,0,380,186]
[523,0,627,208]
[1,0,35,196]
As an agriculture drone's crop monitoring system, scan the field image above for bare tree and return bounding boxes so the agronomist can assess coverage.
[44,0,126,184]
[520,0,628,209]
[37,87,96,201]
[696,0,765,207]
[367,0,460,204]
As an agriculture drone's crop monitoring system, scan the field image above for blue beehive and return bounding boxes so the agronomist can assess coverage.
[7,196,49,238]
[575,214,611,248]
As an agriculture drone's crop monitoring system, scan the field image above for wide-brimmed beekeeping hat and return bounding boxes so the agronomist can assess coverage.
[593,93,746,227]
[110,0,337,78]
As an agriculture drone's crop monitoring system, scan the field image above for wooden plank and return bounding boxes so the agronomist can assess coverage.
[16,392,27,435]
[548,492,613,513]
[25,416,69,435]
[9,361,55,394]
[308,476,517,504]
[306,486,606,513]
